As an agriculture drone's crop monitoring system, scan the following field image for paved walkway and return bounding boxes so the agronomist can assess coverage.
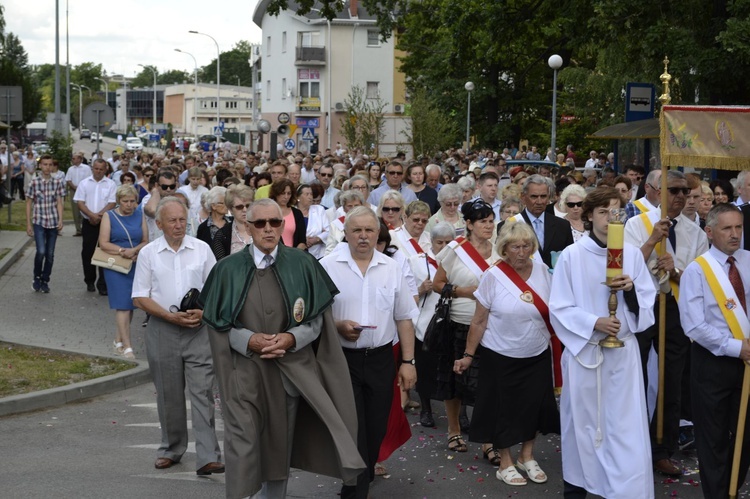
[0,224,151,415]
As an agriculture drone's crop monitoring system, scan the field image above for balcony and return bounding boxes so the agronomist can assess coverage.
[295,46,326,66]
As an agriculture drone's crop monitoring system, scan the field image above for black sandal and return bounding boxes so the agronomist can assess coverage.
[482,446,501,466]
[447,434,468,452]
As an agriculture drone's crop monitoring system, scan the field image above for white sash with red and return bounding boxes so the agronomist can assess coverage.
[448,236,490,279]
[332,215,345,232]
[489,260,563,389]
[393,227,424,258]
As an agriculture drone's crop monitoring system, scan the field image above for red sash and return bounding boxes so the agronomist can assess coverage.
[496,260,563,390]
[426,255,438,268]
[338,215,345,223]
[453,237,490,277]
[408,237,424,255]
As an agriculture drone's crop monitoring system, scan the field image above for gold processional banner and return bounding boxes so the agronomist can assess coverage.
[660,105,750,170]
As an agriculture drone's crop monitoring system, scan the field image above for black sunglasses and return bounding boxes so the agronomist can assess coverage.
[566,201,583,208]
[233,204,249,211]
[248,218,283,229]
[159,183,177,190]
[667,187,691,196]
[381,206,401,213]
[318,172,333,178]
[386,170,403,176]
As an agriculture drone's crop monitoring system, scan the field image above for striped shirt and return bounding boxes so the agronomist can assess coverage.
[26,176,66,228]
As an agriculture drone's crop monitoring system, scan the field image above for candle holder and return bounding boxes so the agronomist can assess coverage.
[601,209,626,348]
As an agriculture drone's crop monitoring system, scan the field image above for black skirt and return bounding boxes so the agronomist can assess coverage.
[433,321,481,405]
[469,346,560,448]
[415,338,438,399]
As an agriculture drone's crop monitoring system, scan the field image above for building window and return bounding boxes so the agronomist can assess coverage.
[266,36,271,56]
[282,32,287,53]
[225,101,237,109]
[298,31,321,47]
[282,78,287,99]
[366,82,379,99]
[266,80,271,100]
[367,30,380,47]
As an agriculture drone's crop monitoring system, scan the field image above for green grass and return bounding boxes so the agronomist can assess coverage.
[0,342,134,398]
[0,196,74,231]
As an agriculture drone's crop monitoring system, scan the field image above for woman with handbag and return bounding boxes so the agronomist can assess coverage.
[97,185,148,359]
[432,200,499,454]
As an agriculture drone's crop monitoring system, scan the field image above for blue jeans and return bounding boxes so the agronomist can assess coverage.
[33,224,58,283]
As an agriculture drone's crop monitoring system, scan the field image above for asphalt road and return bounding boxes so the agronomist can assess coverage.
[0,137,714,497]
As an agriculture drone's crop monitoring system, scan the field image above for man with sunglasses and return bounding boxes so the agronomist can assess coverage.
[624,169,709,477]
[625,169,661,220]
[200,198,364,498]
[143,169,179,241]
[73,158,116,294]
[366,161,418,207]
[624,164,646,202]
[317,164,340,209]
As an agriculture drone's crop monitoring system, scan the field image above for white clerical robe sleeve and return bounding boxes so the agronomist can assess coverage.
[621,245,657,334]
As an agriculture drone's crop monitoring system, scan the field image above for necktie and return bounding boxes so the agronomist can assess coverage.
[668,219,678,252]
[262,254,274,269]
[728,256,746,313]
[533,219,544,249]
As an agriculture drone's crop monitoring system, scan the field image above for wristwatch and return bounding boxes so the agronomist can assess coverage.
[401,358,416,365]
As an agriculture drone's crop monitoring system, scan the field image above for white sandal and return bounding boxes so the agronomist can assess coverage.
[516,459,547,484]
[113,341,124,355]
[122,348,135,360]
[496,465,527,486]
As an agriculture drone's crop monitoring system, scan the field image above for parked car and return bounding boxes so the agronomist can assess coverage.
[90,132,101,143]
[126,137,143,151]
[80,128,91,139]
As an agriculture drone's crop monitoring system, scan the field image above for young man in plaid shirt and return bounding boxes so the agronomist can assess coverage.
[25,154,65,293]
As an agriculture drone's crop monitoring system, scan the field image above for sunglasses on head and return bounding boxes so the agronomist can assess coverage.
[566,201,583,208]
[668,187,691,196]
[247,218,283,229]
[159,183,176,190]
[382,206,401,213]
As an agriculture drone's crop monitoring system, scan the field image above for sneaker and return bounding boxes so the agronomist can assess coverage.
[40,282,50,293]
[32,279,41,292]
[679,426,695,451]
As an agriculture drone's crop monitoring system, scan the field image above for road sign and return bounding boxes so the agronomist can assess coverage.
[140,126,146,133]
[625,83,655,122]
[278,113,291,125]
[0,86,23,121]
[295,118,319,128]
[284,138,296,150]
[219,121,225,131]
[82,102,115,133]
[288,124,298,136]
[302,127,315,141]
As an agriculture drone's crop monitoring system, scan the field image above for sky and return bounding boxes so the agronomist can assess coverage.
[3,0,263,78]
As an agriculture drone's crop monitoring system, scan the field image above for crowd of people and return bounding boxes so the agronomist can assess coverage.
[15,137,750,498]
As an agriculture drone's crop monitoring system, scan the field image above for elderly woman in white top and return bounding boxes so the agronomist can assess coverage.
[410,222,456,427]
[225,184,255,254]
[390,200,433,257]
[296,183,330,259]
[560,184,588,242]
[457,176,476,203]
[454,221,560,487]
[324,190,365,255]
[377,189,406,230]
[426,183,466,237]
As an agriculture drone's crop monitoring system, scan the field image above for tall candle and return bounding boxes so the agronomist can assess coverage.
[606,221,624,284]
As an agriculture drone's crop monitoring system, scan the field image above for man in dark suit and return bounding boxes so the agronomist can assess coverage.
[741,203,750,250]
[497,174,574,268]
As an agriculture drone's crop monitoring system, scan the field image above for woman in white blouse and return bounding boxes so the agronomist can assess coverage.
[560,184,588,242]
[296,183,330,259]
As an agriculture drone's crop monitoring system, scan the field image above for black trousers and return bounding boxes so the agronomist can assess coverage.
[691,342,750,499]
[340,345,395,499]
[81,218,106,291]
[636,294,688,461]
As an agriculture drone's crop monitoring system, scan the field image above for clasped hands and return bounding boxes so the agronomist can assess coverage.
[248,332,296,359]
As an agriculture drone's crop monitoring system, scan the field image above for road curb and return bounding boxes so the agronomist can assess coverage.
[0,231,33,277]
[0,357,152,418]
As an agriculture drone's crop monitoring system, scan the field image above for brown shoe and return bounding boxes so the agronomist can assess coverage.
[196,462,225,476]
[154,457,177,469]
[654,458,681,476]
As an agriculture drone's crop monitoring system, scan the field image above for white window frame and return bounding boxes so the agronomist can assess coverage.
[367,29,380,47]
[366,81,379,99]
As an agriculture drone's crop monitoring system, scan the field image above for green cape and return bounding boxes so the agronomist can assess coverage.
[200,245,339,332]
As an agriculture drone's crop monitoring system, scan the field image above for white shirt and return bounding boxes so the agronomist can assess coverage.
[65,163,92,188]
[139,193,163,242]
[390,226,432,257]
[305,204,330,259]
[680,246,750,358]
[474,261,551,358]
[73,176,116,219]
[177,184,209,223]
[320,186,340,209]
[300,167,316,184]
[131,235,216,311]
[320,244,418,349]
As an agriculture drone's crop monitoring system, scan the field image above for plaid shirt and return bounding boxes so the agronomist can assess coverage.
[26,176,66,228]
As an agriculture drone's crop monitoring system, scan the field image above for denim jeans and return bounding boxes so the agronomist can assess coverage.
[33,224,58,283]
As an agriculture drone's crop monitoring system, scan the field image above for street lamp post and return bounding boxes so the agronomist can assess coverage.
[548,54,563,158]
[138,64,158,128]
[189,30,220,140]
[464,81,474,154]
[94,76,109,108]
[175,49,199,139]
[81,84,91,97]
[70,83,82,129]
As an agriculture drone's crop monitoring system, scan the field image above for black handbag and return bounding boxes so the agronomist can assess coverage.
[178,288,202,312]
[422,283,454,354]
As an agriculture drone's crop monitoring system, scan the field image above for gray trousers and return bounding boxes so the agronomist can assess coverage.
[146,317,221,469]
[69,187,81,233]
[248,394,299,499]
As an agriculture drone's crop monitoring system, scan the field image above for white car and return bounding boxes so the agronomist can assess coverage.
[126,137,143,151]
[90,132,101,143]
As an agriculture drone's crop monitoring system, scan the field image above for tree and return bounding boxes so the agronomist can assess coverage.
[131,65,158,88]
[0,29,41,124]
[340,85,386,156]
[199,41,253,87]
[70,62,104,91]
[403,87,458,158]
[157,69,190,85]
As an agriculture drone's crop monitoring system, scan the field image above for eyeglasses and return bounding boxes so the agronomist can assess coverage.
[159,183,176,190]
[233,204,249,211]
[410,217,429,224]
[386,170,403,176]
[382,207,401,213]
[443,201,460,207]
[143,173,153,178]
[647,183,660,191]
[566,201,583,208]
[667,187,691,196]
[248,218,283,229]
[318,172,333,178]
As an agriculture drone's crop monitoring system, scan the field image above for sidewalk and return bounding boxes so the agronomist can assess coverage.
[0,225,151,417]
